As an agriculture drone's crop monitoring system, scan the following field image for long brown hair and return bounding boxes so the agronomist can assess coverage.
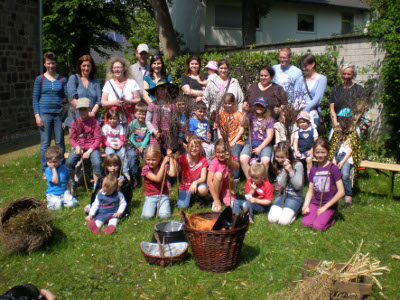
[75,54,96,79]
[272,142,297,174]
[185,55,202,77]
[104,154,122,175]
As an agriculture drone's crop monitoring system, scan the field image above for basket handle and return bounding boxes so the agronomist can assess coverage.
[180,210,188,227]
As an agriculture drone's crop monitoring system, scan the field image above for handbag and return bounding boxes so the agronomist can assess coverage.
[108,80,134,124]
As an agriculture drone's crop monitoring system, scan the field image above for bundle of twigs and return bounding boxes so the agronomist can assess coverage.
[1,197,53,252]
[268,241,390,300]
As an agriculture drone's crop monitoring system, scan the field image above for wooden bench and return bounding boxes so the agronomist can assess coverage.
[359,160,400,200]
[64,152,107,159]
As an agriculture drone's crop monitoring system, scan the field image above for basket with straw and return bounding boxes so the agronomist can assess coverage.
[1,197,53,252]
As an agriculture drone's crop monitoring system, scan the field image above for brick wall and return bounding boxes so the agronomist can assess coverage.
[0,0,40,140]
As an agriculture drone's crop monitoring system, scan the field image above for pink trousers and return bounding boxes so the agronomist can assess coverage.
[302,203,336,231]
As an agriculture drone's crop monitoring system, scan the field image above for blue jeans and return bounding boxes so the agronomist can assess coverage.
[272,193,303,213]
[336,153,353,196]
[127,147,144,177]
[141,194,171,219]
[177,183,208,208]
[39,113,65,173]
[105,146,128,174]
[232,199,266,220]
[240,141,272,159]
[66,148,102,175]
[232,144,243,179]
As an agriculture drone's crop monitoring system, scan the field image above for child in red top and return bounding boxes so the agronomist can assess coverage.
[233,163,273,222]
[177,136,209,209]
[141,145,176,219]
[207,139,239,211]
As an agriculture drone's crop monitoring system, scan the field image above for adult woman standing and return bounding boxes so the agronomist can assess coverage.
[243,65,287,119]
[66,55,101,127]
[32,52,67,179]
[142,54,173,104]
[293,54,327,127]
[101,57,141,125]
[330,64,365,128]
[202,59,244,112]
[181,55,207,102]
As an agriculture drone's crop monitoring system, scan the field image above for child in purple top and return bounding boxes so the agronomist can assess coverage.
[302,138,345,231]
[240,96,274,179]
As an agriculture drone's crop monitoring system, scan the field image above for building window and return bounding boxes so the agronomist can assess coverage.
[297,14,314,32]
[215,5,242,28]
[341,13,354,34]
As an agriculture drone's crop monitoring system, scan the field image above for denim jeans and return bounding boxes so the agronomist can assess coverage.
[177,183,208,208]
[271,193,303,212]
[105,146,128,174]
[268,193,303,225]
[66,148,102,175]
[39,113,65,173]
[232,144,243,179]
[127,147,144,177]
[141,194,171,219]
[336,153,353,196]
[232,199,266,220]
[240,141,272,159]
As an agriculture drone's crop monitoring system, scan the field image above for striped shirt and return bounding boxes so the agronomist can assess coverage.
[32,75,67,114]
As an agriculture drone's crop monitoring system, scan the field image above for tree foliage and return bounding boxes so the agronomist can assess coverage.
[367,0,400,158]
[43,0,151,72]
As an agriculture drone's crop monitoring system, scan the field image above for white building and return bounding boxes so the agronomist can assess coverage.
[169,0,370,52]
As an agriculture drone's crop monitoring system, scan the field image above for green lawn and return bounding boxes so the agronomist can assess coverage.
[0,152,399,299]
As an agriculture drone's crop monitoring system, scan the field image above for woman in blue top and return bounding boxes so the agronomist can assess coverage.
[142,54,173,104]
[32,51,67,179]
[293,54,327,128]
[66,55,102,128]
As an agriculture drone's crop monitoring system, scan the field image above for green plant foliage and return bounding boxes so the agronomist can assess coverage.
[367,0,400,159]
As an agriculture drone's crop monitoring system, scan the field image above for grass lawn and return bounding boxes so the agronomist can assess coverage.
[0,151,399,299]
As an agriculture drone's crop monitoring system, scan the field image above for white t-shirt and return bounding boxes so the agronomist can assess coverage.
[338,139,353,164]
[102,79,140,102]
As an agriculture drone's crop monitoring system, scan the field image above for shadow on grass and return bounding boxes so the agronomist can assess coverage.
[356,191,400,202]
[42,227,67,252]
[237,244,260,268]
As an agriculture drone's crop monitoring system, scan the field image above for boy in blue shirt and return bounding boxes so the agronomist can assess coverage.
[189,101,214,162]
[45,146,78,210]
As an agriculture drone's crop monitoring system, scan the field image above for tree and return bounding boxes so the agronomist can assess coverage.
[367,0,400,158]
[149,0,180,60]
[43,0,151,70]
[242,0,273,46]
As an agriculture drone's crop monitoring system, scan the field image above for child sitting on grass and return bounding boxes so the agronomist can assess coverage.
[141,145,177,219]
[189,101,214,162]
[85,174,127,235]
[66,97,102,192]
[208,139,239,212]
[232,163,273,223]
[45,146,78,210]
[177,136,209,209]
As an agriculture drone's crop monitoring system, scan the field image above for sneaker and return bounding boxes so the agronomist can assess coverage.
[84,204,91,215]
[88,220,99,235]
[344,196,352,205]
[103,225,116,235]
[234,178,240,190]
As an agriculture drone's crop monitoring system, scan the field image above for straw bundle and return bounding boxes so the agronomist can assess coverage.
[268,241,390,300]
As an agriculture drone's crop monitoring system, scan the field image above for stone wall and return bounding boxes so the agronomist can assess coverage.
[249,34,386,136]
[0,0,40,141]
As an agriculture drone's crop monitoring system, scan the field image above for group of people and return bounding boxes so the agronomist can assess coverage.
[34,44,368,234]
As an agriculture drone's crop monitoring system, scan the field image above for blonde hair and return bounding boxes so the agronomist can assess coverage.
[102,174,118,192]
[249,163,267,180]
[106,57,133,81]
[339,63,357,79]
[145,145,162,161]
[187,135,203,153]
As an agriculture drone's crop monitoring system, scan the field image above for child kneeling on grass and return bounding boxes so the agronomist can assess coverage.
[208,139,239,212]
[85,174,127,235]
[141,145,177,219]
[232,163,273,223]
[45,146,78,210]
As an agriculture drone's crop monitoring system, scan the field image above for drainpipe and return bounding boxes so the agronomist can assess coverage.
[39,0,43,72]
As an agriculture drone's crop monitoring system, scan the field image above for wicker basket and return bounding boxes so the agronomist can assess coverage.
[139,241,189,267]
[1,197,52,252]
[181,212,249,273]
